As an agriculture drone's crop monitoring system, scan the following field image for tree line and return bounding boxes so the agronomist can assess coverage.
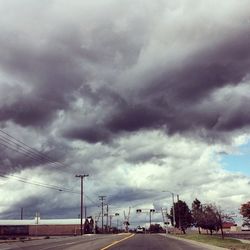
[167,198,250,238]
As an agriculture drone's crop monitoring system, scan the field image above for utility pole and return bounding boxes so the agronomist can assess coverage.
[99,196,106,233]
[177,194,181,229]
[106,204,109,233]
[171,193,176,230]
[109,215,112,229]
[21,208,23,220]
[75,174,89,235]
[149,209,155,233]
[162,191,176,231]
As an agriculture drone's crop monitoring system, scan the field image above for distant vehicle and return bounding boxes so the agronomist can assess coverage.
[136,226,145,233]
[242,225,250,231]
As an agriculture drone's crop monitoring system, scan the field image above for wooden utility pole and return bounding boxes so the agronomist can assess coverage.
[75,174,89,235]
[106,204,109,233]
[21,208,23,220]
[99,196,106,233]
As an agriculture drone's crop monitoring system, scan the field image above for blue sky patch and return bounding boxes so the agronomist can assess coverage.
[220,144,250,176]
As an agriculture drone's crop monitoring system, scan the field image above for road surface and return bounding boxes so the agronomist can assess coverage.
[0,234,127,250]
[107,234,220,250]
[0,233,223,250]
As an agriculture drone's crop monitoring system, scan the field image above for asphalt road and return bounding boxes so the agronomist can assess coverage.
[0,234,130,250]
[0,233,223,250]
[108,234,219,250]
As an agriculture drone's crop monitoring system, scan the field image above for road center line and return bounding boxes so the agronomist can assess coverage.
[100,233,135,250]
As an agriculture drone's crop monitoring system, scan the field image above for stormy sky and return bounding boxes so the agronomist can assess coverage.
[0,0,250,226]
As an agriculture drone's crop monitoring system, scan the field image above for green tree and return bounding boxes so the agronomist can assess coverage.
[170,200,192,234]
[199,204,220,235]
[240,201,250,226]
[199,203,232,239]
[191,198,202,234]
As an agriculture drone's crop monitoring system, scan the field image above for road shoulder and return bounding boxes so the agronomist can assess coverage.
[158,234,228,250]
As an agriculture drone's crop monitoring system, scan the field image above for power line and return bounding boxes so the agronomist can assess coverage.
[0,134,56,165]
[0,129,68,170]
[0,171,99,207]
[0,138,63,170]
[0,129,63,163]
[0,139,46,164]
[0,130,99,207]
[0,171,78,194]
[85,194,99,207]
[0,133,77,193]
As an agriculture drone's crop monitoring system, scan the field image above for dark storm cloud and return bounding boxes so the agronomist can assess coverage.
[109,188,156,204]
[62,103,167,143]
[126,31,250,135]
[0,130,74,174]
[86,31,250,143]
[0,196,47,219]
[63,27,250,144]
[0,24,87,127]
[107,104,165,133]
[0,194,80,219]
[0,144,45,174]
[0,1,146,133]
[64,126,111,144]
[149,34,250,104]
[0,1,249,144]
[0,95,59,127]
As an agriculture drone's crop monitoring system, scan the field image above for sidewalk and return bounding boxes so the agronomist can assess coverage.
[159,234,228,250]
[0,236,48,244]
[0,235,72,244]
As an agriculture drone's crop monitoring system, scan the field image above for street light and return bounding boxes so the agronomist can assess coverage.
[162,191,176,230]
[176,194,181,230]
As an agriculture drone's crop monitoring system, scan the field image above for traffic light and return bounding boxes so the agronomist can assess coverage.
[115,213,119,216]
[136,209,142,213]
[150,209,155,212]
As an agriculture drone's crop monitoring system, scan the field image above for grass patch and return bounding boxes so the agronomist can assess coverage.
[175,233,250,250]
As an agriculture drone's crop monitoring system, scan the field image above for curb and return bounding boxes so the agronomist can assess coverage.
[233,238,250,244]
[159,234,228,250]
[0,237,48,244]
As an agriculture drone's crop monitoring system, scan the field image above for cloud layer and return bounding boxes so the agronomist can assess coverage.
[0,0,250,224]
